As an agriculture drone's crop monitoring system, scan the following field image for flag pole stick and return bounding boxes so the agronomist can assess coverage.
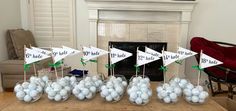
[143,65,145,78]
[108,46,112,77]
[24,45,27,82]
[197,50,203,86]
[162,47,166,84]
[136,47,139,77]
[61,59,64,78]
[51,46,58,80]
[29,44,37,77]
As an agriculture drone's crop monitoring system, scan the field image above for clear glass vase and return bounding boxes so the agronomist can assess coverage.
[45,78,72,102]
[127,75,152,105]
[183,84,209,105]
[14,80,43,103]
[100,75,127,102]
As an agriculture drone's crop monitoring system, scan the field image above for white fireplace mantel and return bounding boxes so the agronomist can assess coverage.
[85,0,197,77]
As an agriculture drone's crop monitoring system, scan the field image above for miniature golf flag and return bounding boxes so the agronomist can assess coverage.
[177,47,197,60]
[25,48,51,64]
[82,46,108,61]
[62,46,80,56]
[162,51,179,66]
[145,47,162,58]
[110,47,133,64]
[136,50,160,67]
[31,46,51,55]
[199,53,223,69]
[51,47,74,63]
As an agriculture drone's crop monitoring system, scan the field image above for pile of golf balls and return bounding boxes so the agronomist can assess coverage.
[85,75,104,92]
[63,76,78,88]
[127,76,152,105]
[45,78,71,102]
[100,76,127,102]
[183,83,209,104]
[169,77,189,89]
[156,83,181,104]
[72,76,97,100]
[14,80,43,103]
[30,76,50,89]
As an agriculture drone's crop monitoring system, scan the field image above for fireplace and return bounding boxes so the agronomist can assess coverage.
[85,0,197,80]
[108,42,167,81]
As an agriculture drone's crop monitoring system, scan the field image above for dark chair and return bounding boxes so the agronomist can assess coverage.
[190,37,236,99]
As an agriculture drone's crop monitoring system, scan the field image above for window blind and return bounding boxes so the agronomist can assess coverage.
[29,0,76,47]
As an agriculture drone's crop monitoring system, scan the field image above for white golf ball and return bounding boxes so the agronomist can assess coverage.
[54,94,62,101]
[89,86,96,93]
[164,97,171,103]
[169,93,177,100]
[60,89,67,96]
[192,88,200,96]
[14,84,23,92]
[22,82,30,89]
[29,90,38,97]
[24,95,32,102]
[78,93,85,100]
[111,91,118,98]
[16,91,25,100]
[48,90,56,97]
[28,83,37,90]
[135,97,143,105]
[141,93,148,100]
[105,95,112,102]
[191,96,199,103]
[86,93,93,99]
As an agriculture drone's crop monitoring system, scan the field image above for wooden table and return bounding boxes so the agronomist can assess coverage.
[0,82,227,111]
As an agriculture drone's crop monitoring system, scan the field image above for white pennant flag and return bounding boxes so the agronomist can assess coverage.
[51,47,73,63]
[199,52,223,69]
[162,51,179,66]
[110,48,132,64]
[145,47,162,58]
[31,46,51,55]
[62,46,81,56]
[82,46,108,61]
[137,50,160,67]
[25,48,51,64]
[177,47,197,60]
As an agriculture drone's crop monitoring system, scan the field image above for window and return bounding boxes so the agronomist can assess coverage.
[28,0,76,47]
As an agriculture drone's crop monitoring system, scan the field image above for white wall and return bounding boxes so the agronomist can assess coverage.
[0,0,22,91]
[186,0,236,83]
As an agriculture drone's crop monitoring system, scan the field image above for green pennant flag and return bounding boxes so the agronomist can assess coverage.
[105,64,115,69]
[175,60,183,65]
[134,64,140,73]
[48,60,63,68]
[192,65,204,71]
[159,66,168,72]
[24,64,31,71]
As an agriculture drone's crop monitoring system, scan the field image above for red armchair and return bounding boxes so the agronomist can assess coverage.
[190,37,236,99]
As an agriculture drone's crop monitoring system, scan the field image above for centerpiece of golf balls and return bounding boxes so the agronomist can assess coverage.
[100,75,127,102]
[156,83,181,104]
[45,77,72,102]
[14,80,43,103]
[72,76,97,101]
[127,76,152,105]
[183,83,209,104]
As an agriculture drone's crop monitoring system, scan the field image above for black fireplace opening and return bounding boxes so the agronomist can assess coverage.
[108,41,167,81]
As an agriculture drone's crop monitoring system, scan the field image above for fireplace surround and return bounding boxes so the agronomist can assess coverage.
[85,0,197,80]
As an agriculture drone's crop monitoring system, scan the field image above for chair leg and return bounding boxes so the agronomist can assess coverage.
[217,82,222,92]
[228,84,233,99]
[208,77,215,96]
